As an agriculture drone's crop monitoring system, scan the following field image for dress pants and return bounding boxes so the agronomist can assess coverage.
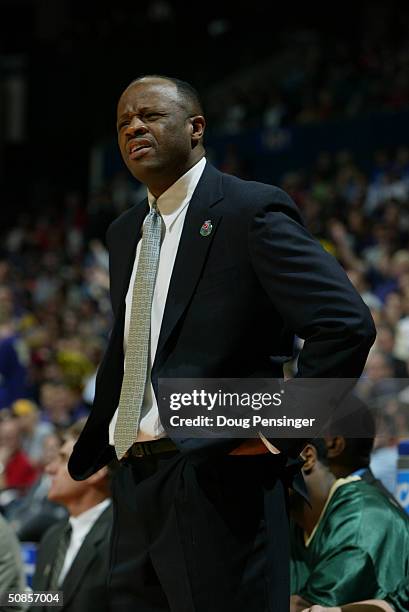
[108,449,291,612]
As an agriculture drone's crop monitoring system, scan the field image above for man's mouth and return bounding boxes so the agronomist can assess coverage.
[128,140,152,160]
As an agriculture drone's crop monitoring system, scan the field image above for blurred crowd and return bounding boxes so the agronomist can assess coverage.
[208,30,409,133]
[0,142,408,503]
[1,141,409,608]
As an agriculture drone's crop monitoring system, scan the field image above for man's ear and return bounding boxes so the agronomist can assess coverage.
[190,115,205,142]
[324,435,346,459]
[300,444,317,474]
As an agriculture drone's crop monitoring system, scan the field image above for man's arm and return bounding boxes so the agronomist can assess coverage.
[248,192,376,455]
[248,193,376,379]
[291,594,313,612]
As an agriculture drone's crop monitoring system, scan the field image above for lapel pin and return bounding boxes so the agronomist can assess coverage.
[200,220,213,237]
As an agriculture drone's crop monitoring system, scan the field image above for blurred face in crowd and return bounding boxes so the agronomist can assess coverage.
[46,434,108,513]
[376,326,395,354]
[41,433,61,467]
[0,419,22,455]
[40,382,75,420]
[116,77,205,197]
[15,409,38,434]
[365,351,393,381]
[46,436,87,505]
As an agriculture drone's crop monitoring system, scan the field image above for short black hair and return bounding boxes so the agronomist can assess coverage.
[309,438,329,465]
[127,74,204,116]
[328,394,376,469]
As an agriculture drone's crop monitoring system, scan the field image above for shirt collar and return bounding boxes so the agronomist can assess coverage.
[303,475,361,547]
[69,498,111,537]
[147,156,206,231]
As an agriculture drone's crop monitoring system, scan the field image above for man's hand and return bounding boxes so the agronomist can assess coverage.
[301,606,341,612]
[290,594,312,612]
[301,602,394,612]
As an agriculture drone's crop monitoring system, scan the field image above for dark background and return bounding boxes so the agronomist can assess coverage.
[1,0,408,227]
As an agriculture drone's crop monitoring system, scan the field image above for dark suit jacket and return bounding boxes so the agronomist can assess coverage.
[68,161,375,481]
[30,504,112,612]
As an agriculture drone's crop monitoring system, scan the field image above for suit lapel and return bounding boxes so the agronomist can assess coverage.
[61,506,112,608]
[112,198,149,314]
[154,162,224,368]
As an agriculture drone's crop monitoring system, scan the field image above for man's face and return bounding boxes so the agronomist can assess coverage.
[0,420,21,454]
[116,78,198,192]
[46,437,88,505]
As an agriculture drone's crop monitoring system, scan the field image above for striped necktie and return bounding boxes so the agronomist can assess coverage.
[114,200,162,459]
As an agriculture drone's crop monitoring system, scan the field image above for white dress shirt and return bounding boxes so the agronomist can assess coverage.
[109,157,207,445]
[57,498,111,586]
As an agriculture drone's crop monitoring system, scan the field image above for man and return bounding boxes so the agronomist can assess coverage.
[31,419,112,612]
[0,416,38,494]
[11,398,55,469]
[68,75,375,611]
[290,440,409,611]
[0,285,29,409]
[7,432,68,542]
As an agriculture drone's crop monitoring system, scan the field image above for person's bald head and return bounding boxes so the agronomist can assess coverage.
[124,74,204,117]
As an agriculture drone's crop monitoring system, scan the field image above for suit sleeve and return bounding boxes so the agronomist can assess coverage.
[248,191,375,378]
[248,191,376,455]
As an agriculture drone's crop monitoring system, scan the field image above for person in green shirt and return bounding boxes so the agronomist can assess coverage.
[289,439,409,612]
[323,395,406,517]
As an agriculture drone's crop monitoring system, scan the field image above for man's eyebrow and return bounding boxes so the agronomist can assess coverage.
[117,107,164,122]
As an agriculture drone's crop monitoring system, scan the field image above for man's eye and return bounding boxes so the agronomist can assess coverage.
[118,121,129,130]
[145,113,161,120]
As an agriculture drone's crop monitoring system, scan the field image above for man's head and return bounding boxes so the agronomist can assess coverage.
[11,399,39,434]
[289,438,335,528]
[375,323,396,354]
[116,75,206,197]
[46,418,111,516]
[0,417,22,456]
[324,394,376,479]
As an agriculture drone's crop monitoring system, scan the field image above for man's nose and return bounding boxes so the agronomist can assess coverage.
[124,117,148,138]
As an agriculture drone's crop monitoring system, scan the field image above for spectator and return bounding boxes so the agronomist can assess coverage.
[324,394,405,512]
[30,419,113,612]
[11,398,55,469]
[289,439,409,611]
[0,286,30,409]
[39,381,88,430]
[0,417,38,501]
[6,432,68,542]
[370,413,400,494]
[374,323,408,378]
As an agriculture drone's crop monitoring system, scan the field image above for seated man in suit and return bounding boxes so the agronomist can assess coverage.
[289,439,409,612]
[30,418,114,612]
